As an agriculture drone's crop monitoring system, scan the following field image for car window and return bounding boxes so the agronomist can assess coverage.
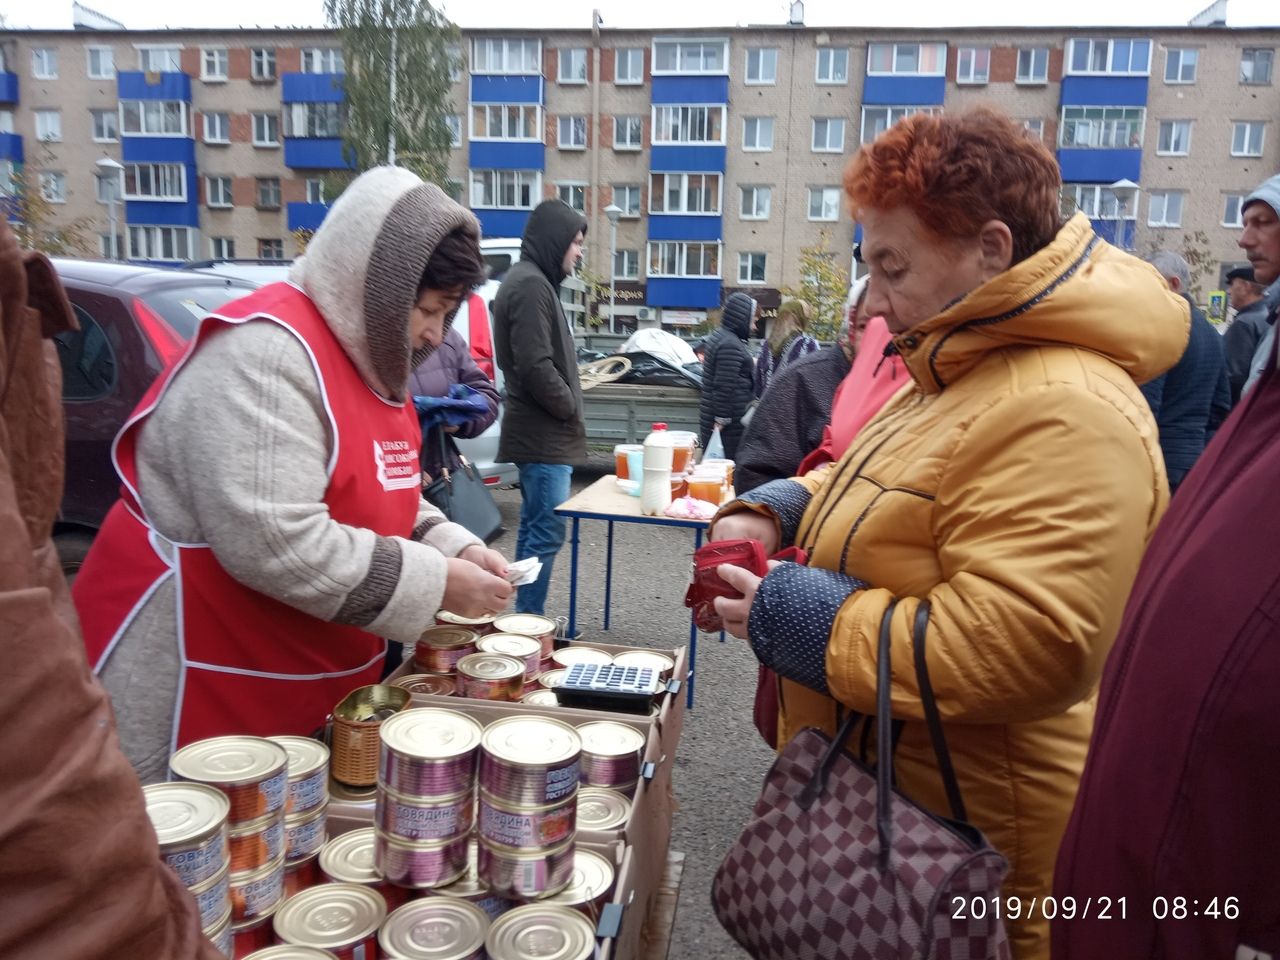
[55,304,119,401]
[140,282,255,340]
[483,252,514,282]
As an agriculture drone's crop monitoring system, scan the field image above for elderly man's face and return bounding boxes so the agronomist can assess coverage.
[1240,202,1280,286]
[1228,277,1260,310]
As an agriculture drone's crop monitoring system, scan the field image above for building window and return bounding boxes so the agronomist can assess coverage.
[446,45,463,82]
[1164,47,1197,84]
[210,237,235,260]
[1241,48,1274,85]
[38,172,66,204]
[866,43,946,76]
[743,116,774,151]
[557,183,586,211]
[471,38,541,75]
[470,169,540,209]
[808,186,841,221]
[613,47,644,85]
[445,115,462,147]
[129,226,194,261]
[306,178,324,203]
[259,238,285,260]
[123,163,186,201]
[956,47,990,84]
[1066,38,1152,76]
[1148,191,1184,227]
[204,112,230,144]
[653,104,725,144]
[202,47,228,81]
[746,47,777,84]
[301,48,344,73]
[0,159,13,194]
[256,177,281,209]
[558,116,587,149]
[613,183,641,216]
[252,112,280,147]
[251,48,277,81]
[816,47,850,83]
[1016,47,1049,83]
[35,110,62,142]
[1023,118,1045,140]
[649,172,721,215]
[558,48,587,83]
[652,39,728,75]
[284,102,344,138]
[206,175,233,207]
[613,249,639,280]
[738,252,767,285]
[95,172,119,203]
[87,46,115,79]
[740,185,771,220]
[1060,184,1137,221]
[139,47,182,72]
[1059,106,1145,149]
[647,241,720,278]
[120,100,188,136]
[1223,194,1245,227]
[0,110,11,134]
[91,108,118,142]
[812,118,845,152]
[613,115,643,150]
[860,105,940,144]
[470,104,540,140]
[1156,120,1192,155]
[1231,121,1266,157]
[32,48,58,79]
[99,233,123,259]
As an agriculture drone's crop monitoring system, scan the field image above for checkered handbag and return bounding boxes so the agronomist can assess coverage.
[711,600,1012,960]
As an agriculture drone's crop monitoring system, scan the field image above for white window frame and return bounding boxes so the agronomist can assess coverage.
[558,48,587,84]
[301,48,344,74]
[1240,48,1274,85]
[738,252,767,285]
[259,238,285,260]
[648,172,722,216]
[860,105,941,145]
[250,47,277,81]
[866,42,947,77]
[1058,106,1146,149]
[470,169,541,210]
[812,117,845,153]
[740,185,771,220]
[646,240,721,278]
[210,236,235,260]
[120,100,189,137]
[956,47,990,84]
[1023,118,1045,140]
[32,48,58,80]
[651,38,729,76]
[742,116,774,151]
[205,175,233,208]
[1231,121,1265,157]
[1148,191,1184,227]
[816,47,850,83]
[807,186,841,222]
[652,104,726,145]
[746,47,778,85]
[91,108,118,143]
[284,102,344,139]
[95,171,119,203]
[0,159,15,195]
[556,181,587,211]
[1066,38,1152,77]
[306,178,325,203]
[469,104,542,141]
[613,248,640,281]
[0,110,12,134]
[1156,120,1192,156]
[203,112,230,144]
[1164,47,1197,84]
[35,110,62,142]
[445,115,462,148]
[1016,47,1049,84]
[613,183,641,217]
[38,171,66,204]
[1223,194,1245,228]
[123,162,187,202]
[86,46,115,79]
[256,177,282,209]
[613,115,643,151]
[615,47,644,85]
[128,225,195,262]
[557,115,587,150]
[201,47,228,81]
[1060,184,1137,221]
[471,38,542,75]
[137,45,182,73]
[251,112,280,147]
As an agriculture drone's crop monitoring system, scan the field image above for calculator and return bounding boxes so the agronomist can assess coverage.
[552,663,662,713]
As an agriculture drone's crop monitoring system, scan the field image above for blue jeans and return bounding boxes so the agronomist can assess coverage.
[514,463,573,615]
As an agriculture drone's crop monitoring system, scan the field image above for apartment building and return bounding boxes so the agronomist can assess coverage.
[1,19,1277,328]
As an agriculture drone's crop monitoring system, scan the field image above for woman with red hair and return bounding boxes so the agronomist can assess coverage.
[711,108,1188,957]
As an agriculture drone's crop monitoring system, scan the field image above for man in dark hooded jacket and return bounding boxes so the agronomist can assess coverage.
[698,291,756,461]
[493,200,588,614]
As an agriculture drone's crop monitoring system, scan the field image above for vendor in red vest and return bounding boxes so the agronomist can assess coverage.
[73,167,514,784]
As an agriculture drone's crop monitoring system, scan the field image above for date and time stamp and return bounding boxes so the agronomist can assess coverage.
[951,896,1242,922]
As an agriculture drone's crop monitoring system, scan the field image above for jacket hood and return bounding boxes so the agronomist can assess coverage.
[894,213,1190,393]
[1244,173,1280,218]
[288,166,481,401]
[722,292,755,340]
[519,200,588,287]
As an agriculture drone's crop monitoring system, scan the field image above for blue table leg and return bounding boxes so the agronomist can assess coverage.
[687,527,703,709]
[567,517,580,641]
[604,520,614,631]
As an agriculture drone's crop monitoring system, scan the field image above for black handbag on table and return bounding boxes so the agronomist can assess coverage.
[422,429,505,544]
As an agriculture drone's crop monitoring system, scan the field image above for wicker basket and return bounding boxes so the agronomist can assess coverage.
[329,684,410,787]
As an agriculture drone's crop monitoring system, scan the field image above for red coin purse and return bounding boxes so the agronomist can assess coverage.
[683,538,807,633]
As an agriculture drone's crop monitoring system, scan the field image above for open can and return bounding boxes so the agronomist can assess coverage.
[330,684,411,788]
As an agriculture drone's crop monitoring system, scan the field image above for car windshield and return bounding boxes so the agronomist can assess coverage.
[140,282,253,340]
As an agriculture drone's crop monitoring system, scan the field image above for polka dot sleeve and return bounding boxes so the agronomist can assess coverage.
[738,479,812,546]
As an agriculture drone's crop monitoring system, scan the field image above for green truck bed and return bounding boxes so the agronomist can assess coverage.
[581,382,702,446]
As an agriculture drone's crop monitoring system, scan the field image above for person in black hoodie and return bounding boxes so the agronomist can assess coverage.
[698,291,757,460]
[493,200,588,614]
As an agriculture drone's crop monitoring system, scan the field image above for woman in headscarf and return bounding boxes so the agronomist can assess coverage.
[753,297,820,398]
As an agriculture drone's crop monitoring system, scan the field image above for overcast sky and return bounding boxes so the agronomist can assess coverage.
[2,0,1276,31]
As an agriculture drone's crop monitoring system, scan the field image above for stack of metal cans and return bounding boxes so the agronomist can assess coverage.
[576,721,647,798]
[268,736,330,897]
[490,614,557,697]
[319,826,412,912]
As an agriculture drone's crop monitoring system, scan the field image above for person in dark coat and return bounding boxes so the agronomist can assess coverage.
[1222,264,1271,405]
[753,298,820,399]
[1140,250,1230,493]
[409,325,500,481]
[492,199,587,614]
[698,291,756,460]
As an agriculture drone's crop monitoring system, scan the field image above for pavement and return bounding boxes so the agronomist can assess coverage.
[485,456,771,960]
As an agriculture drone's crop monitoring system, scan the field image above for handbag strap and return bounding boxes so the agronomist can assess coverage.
[433,426,457,482]
[875,596,897,870]
[911,600,967,823]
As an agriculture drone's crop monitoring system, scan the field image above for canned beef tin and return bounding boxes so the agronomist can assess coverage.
[268,736,331,816]
[536,671,567,691]
[379,709,482,798]
[243,947,339,959]
[205,907,233,958]
[611,650,675,683]
[484,903,596,960]
[478,791,576,849]
[228,810,286,873]
[232,909,278,957]
[480,717,581,807]
[284,851,322,899]
[575,787,631,833]
[393,674,457,698]
[477,634,542,681]
[427,839,514,923]
[456,653,524,702]
[143,781,230,887]
[520,690,559,708]
[285,802,328,861]
[375,828,470,889]
[435,610,497,634]
[377,786,473,842]
[490,614,556,661]
[378,898,489,960]
[190,863,232,930]
[549,647,612,671]
[230,853,286,923]
[171,736,289,824]
[576,721,645,791]
[273,883,387,959]
[540,848,616,920]
[319,827,411,912]
[478,836,576,900]
[415,626,480,675]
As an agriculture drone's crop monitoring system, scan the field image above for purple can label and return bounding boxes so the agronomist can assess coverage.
[285,810,327,860]
[478,841,575,899]
[287,771,327,814]
[381,750,475,798]
[162,833,227,887]
[479,797,574,849]
[543,761,581,803]
[378,793,473,842]
[260,770,288,817]
[232,861,284,921]
[193,872,230,930]
[376,833,469,889]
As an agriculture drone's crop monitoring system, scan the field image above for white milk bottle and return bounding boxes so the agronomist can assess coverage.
[640,422,675,516]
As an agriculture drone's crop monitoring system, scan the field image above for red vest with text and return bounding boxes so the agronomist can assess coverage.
[74,283,421,749]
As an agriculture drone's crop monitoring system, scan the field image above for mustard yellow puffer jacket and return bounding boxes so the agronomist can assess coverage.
[748,215,1189,959]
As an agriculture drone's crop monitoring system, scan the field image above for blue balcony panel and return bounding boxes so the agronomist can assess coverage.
[125,200,200,227]
[121,137,196,165]
[1060,76,1149,107]
[470,75,543,105]
[118,71,192,102]
[0,72,18,103]
[282,73,345,103]
[468,140,545,171]
[649,145,726,173]
[1057,149,1142,183]
[862,75,946,106]
[1091,218,1136,251]
[651,76,729,105]
[474,209,532,239]
[0,132,23,163]
[288,201,330,232]
[647,214,722,242]
[647,277,722,309]
[284,138,354,170]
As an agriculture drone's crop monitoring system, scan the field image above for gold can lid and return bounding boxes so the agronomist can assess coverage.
[242,947,338,959]
[611,651,674,675]
[481,716,581,767]
[490,614,555,637]
[550,647,612,669]
[437,610,496,628]
[537,670,567,690]
[419,626,480,650]
[575,788,631,832]
[456,653,524,682]
[378,898,489,960]
[485,903,596,960]
[540,850,615,909]
[393,674,457,697]
[520,689,560,707]
[319,827,379,884]
[267,736,331,781]
[477,634,541,660]
[274,883,387,948]
[380,708,484,761]
[576,721,646,759]
[433,838,485,898]
[171,736,288,787]
[143,781,230,846]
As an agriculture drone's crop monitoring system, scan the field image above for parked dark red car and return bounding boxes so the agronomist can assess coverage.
[51,259,256,577]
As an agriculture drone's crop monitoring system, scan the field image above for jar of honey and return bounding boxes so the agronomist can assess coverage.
[613,444,643,480]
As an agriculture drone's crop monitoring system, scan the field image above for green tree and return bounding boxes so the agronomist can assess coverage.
[7,143,94,257]
[781,230,851,342]
[1141,229,1215,305]
[324,0,460,187]
[576,263,613,328]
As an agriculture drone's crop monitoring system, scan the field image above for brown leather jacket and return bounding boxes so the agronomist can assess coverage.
[0,222,220,959]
